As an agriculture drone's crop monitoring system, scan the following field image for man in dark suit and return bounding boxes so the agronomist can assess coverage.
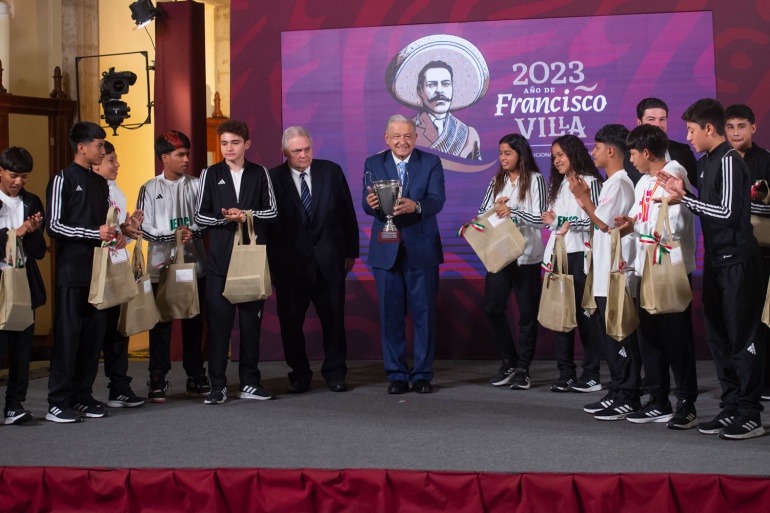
[363,114,446,394]
[267,127,359,393]
[624,98,698,187]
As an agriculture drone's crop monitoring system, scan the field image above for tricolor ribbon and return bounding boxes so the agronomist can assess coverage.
[154,262,170,271]
[457,220,485,237]
[541,261,557,287]
[639,231,671,265]
[102,236,118,249]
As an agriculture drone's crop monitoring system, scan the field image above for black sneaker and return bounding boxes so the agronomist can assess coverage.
[73,398,109,418]
[570,378,602,393]
[186,369,212,397]
[203,387,227,405]
[107,386,147,408]
[147,379,171,403]
[626,400,674,424]
[238,384,275,401]
[718,415,765,440]
[594,401,641,421]
[667,400,698,430]
[698,410,736,435]
[490,366,516,386]
[584,393,614,414]
[45,405,82,424]
[4,408,33,425]
[550,378,575,393]
[509,369,531,390]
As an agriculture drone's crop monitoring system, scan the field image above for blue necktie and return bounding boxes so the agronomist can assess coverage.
[300,172,311,219]
[397,161,406,185]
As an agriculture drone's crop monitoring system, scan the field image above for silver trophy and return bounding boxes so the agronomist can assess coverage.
[367,170,408,243]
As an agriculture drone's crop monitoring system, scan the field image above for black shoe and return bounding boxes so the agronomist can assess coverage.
[626,400,674,424]
[203,387,227,405]
[328,380,349,392]
[4,407,33,425]
[238,384,275,401]
[387,380,409,394]
[45,405,82,424]
[698,410,736,435]
[509,369,531,390]
[489,365,515,386]
[667,400,698,430]
[412,379,433,394]
[73,398,109,418]
[107,386,147,408]
[594,401,641,421]
[584,393,614,414]
[550,378,575,393]
[718,415,765,440]
[570,378,602,393]
[186,369,212,397]
[147,375,171,403]
[287,380,312,394]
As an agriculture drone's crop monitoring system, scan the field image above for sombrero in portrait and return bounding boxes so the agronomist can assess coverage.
[385,34,490,112]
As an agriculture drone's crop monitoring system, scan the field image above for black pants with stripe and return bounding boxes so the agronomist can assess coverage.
[554,251,603,381]
[0,323,34,409]
[148,278,206,379]
[703,255,765,420]
[484,261,541,370]
[595,296,641,405]
[48,286,108,408]
[636,276,698,404]
[206,275,264,390]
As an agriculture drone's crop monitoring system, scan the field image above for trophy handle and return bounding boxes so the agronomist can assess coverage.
[364,171,375,190]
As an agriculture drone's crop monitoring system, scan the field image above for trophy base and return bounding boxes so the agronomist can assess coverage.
[378,230,401,243]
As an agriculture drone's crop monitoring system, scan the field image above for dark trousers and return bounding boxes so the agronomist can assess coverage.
[483,261,541,370]
[206,274,264,389]
[760,249,770,395]
[48,286,108,407]
[636,276,698,404]
[703,257,765,420]
[595,296,641,404]
[275,264,347,384]
[102,305,130,388]
[148,277,205,378]
[372,245,439,383]
[0,323,34,409]
[554,251,602,381]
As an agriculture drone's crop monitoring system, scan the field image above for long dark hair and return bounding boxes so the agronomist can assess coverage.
[493,134,540,202]
[547,134,603,206]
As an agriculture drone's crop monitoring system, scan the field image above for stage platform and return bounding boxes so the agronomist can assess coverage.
[1,359,768,512]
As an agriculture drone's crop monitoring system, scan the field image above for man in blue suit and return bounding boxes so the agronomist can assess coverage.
[363,114,446,394]
[267,127,359,394]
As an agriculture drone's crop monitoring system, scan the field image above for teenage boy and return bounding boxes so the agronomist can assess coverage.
[568,124,642,420]
[92,141,147,408]
[138,131,209,402]
[659,98,765,440]
[0,147,45,424]
[46,121,126,423]
[624,98,698,187]
[724,104,770,401]
[195,120,277,404]
[616,124,699,429]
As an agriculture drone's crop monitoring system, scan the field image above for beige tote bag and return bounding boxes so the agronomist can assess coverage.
[118,235,160,336]
[537,236,577,333]
[222,211,272,303]
[460,209,527,273]
[88,207,138,310]
[0,231,34,331]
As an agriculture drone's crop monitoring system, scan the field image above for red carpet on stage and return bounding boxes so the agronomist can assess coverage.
[1,467,769,513]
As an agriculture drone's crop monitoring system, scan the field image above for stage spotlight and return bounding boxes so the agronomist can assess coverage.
[129,0,161,30]
[99,67,138,135]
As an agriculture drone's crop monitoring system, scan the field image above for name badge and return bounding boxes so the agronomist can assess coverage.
[488,213,507,228]
[669,247,683,265]
[109,248,129,265]
[143,279,152,294]
[176,268,194,282]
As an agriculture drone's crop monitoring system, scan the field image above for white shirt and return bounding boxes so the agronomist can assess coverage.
[230,167,244,201]
[589,170,636,297]
[290,165,312,197]
[0,190,25,268]
[542,175,602,266]
[477,172,547,266]
[628,160,696,276]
